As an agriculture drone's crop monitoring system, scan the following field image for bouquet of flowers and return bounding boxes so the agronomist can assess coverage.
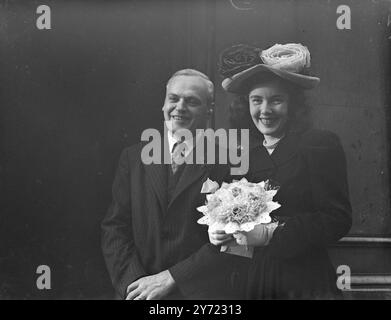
[197,178,281,257]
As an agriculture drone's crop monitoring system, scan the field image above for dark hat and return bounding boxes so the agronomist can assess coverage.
[219,43,320,93]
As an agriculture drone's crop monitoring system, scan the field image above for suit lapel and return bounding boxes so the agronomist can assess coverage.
[144,163,168,214]
[143,137,170,214]
[168,151,210,208]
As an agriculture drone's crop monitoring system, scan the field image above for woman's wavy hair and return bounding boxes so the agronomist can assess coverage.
[228,73,312,140]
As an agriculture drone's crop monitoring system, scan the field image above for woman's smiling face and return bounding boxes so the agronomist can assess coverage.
[248,79,290,139]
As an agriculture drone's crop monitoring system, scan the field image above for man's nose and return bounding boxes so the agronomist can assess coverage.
[175,99,186,111]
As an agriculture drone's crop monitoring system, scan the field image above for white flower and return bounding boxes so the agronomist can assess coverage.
[260,43,311,73]
[196,205,208,214]
[200,178,220,193]
[197,177,281,235]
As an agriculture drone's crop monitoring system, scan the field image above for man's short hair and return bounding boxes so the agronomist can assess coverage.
[166,69,214,105]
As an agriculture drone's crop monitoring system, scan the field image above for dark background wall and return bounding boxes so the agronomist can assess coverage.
[0,0,196,299]
[0,0,390,299]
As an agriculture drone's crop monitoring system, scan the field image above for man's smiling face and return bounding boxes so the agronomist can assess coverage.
[163,75,211,135]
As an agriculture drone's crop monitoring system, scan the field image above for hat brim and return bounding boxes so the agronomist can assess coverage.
[222,64,320,93]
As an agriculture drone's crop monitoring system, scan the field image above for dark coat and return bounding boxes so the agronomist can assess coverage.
[236,128,352,299]
[101,139,243,299]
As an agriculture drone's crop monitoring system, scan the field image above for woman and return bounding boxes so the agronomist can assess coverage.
[209,43,352,299]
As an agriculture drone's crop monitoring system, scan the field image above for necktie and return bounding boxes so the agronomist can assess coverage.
[171,141,187,174]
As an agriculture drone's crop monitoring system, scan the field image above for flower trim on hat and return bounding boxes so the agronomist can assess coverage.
[218,43,313,78]
[260,43,311,73]
[218,44,262,78]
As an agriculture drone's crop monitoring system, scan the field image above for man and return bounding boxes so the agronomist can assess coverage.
[101,69,242,300]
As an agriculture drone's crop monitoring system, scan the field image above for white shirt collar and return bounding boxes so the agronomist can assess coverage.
[167,130,203,157]
[261,134,285,154]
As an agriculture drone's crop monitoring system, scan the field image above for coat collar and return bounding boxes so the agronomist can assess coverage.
[247,130,301,172]
[270,131,301,165]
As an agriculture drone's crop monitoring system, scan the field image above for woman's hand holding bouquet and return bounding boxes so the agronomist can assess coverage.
[198,178,280,258]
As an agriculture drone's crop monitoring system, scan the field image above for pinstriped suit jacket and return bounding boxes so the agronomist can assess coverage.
[101,138,245,299]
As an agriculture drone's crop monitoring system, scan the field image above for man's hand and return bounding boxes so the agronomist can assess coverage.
[125,270,176,300]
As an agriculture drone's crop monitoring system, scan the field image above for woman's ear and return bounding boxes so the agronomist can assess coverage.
[207,102,214,117]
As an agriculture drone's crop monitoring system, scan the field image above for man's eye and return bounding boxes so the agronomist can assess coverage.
[168,96,178,102]
[272,99,283,105]
[186,98,200,106]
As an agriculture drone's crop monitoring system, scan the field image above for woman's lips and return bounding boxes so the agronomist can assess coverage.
[260,118,278,126]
